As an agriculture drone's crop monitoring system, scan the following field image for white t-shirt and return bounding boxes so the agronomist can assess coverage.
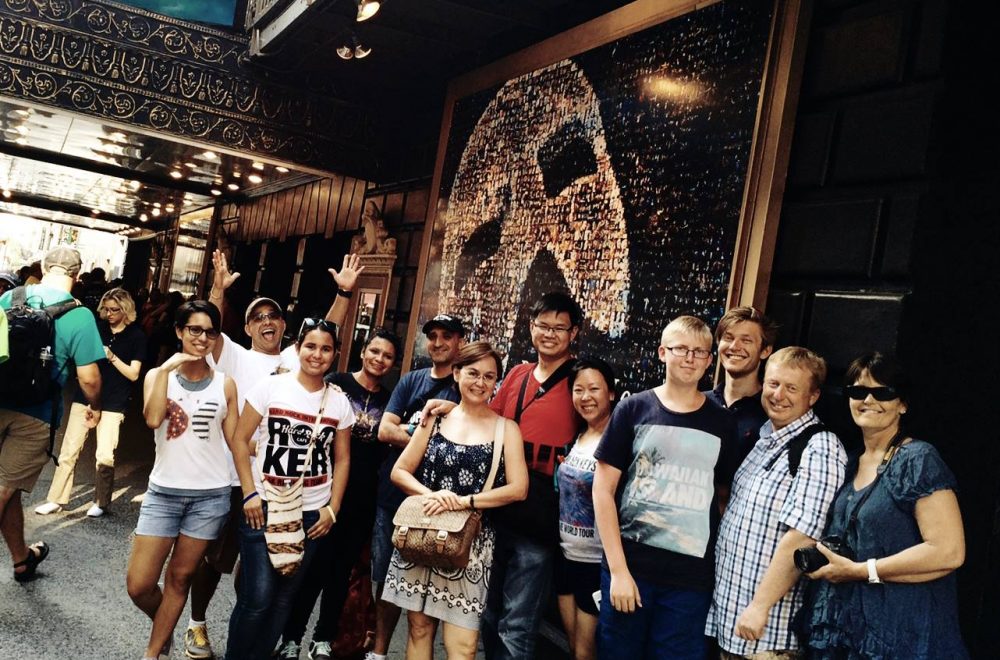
[246,373,355,511]
[149,370,231,491]
[208,333,301,484]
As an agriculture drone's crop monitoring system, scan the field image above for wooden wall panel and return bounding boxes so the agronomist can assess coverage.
[234,174,369,242]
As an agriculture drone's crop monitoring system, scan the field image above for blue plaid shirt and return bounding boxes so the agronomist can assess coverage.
[705,410,847,654]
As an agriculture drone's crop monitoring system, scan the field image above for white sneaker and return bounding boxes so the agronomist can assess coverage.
[86,504,105,518]
[34,502,61,515]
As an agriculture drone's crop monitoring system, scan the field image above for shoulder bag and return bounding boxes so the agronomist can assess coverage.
[391,416,504,570]
[263,385,331,577]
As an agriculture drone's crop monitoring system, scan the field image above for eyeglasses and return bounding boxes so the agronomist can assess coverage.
[184,325,220,339]
[249,310,283,323]
[297,317,341,344]
[103,306,122,314]
[664,345,712,360]
[844,385,898,401]
[531,321,573,336]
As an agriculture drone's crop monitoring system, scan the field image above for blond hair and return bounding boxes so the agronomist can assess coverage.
[99,288,137,325]
[767,346,827,391]
[660,315,713,347]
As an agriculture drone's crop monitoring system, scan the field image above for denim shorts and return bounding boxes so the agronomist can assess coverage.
[135,483,231,541]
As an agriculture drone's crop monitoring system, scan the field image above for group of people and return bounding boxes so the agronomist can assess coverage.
[0,245,969,660]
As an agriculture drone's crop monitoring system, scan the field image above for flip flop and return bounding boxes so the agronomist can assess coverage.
[13,541,49,583]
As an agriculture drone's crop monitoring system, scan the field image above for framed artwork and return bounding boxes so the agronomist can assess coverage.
[407,0,808,392]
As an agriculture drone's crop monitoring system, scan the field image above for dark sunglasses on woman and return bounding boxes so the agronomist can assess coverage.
[844,385,898,401]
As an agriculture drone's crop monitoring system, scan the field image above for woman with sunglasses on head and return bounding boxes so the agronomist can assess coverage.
[801,352,968,659]
[225,318,355,660]
[556,357,617,660]
[127,301,253,660]
[36,287,147,518]
[383,341,529,660]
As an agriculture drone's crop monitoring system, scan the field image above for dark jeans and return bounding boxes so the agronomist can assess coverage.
[282,507,374,644]
[224,506,321,660]
[597,566,712,660]
[481,529,555,660]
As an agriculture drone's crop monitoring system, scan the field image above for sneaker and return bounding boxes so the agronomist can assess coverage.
[34,502,61,515]
[308,641,332,660]
[183,625,212,659]
[276,640,301,660]
[86,504,105,518]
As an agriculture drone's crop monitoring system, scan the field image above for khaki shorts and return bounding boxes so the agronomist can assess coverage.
[0,409,51,492]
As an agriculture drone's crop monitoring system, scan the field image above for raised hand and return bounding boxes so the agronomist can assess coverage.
[212,249,241,292]
[328,253,365,292]
[160,352,201,372]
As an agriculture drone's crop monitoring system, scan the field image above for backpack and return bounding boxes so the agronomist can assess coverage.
[0,286,81,464]
[763,423,832,477]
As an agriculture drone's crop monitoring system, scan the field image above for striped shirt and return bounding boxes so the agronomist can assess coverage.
[706,410,847,655]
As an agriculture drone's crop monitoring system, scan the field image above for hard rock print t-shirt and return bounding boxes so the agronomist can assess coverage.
[595,389,738,591]
[246,373,356,511]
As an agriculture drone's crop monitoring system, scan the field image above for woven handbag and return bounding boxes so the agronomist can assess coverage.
[263,385,331,577]
[392,416,504,570]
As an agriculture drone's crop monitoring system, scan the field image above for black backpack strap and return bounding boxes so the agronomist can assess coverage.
[763,423,827,476]
[513,358,577,424]
[10,285,27,307]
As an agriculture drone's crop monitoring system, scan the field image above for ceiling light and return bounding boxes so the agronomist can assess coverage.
[1,189,11,199]
[233,171,242,178]
[165,204,175,212]
[185,162,198,168]
[227,183,240,191]
[169,170,183,179]
[210,188,222,196]
[337,44,354,60]
[355,43,372,58]
[153,202,161,208]
[275,166,289,173]
[13,108,29,117]
[140,213,148,222]
[151,208,161,217]
[110,132,127,142]
[338,34,372,60]
[91,209,100,215]
[356,0,380,21]
[247,174,263,184]
[15,125,29,135]
[203,150,217,160]
[14,137,27,145]
[252,162,264,170]
[129,180,141,191]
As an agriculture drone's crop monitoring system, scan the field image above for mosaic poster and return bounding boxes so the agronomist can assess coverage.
[415,0,774,392]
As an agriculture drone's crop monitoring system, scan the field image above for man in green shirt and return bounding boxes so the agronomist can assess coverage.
[0,246,104,582]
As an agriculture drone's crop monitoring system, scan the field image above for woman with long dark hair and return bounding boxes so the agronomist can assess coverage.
[224,318,355,660]
[126,301,252,660]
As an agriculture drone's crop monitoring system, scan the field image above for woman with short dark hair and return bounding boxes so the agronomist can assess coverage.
[126,301,252,660]
[802,352,969,659]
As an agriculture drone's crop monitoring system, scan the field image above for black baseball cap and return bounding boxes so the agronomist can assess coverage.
[422,313,466,336]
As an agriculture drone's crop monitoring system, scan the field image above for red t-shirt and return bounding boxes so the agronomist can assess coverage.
[490,362,579,476]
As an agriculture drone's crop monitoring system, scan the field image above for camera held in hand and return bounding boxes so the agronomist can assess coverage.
[794,535,852,573]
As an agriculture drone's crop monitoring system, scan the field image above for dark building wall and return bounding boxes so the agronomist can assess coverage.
[767,1,998,656]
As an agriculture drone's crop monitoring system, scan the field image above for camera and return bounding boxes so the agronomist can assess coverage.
[794,535,851,573]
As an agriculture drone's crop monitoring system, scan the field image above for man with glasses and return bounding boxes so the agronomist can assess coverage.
[706,347,845,660]
[592,316,738,660]
[180,250,360,660]
[707,307,780,467]
[481,291,583,660]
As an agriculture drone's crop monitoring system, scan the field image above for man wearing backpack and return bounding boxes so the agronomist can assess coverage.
[705,347,847,659]
[0,246,104,582]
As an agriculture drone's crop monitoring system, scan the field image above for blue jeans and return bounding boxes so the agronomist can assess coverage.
[481,530,555,660]
[597,566,712,660]
[225,507,321,660]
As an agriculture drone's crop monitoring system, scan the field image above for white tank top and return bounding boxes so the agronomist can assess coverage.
[148,370,231,490]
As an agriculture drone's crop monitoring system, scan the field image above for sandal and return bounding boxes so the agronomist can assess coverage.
[13,541,49,583]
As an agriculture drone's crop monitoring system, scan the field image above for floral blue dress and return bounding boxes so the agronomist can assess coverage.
[804,440,969,660]
[383,420,505,630]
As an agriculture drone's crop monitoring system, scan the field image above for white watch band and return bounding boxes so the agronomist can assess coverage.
[867,558,882,584]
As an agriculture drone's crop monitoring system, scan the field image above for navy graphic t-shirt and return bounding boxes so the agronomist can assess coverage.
[595,389,738,591]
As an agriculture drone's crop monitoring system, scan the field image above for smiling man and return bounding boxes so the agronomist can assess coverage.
[706,307,779,467]
[706,347,846,659]
[178,249,360,660]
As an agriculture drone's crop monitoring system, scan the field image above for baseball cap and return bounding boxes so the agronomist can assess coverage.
[245,297,283,323]
[0,271,19,287]
[422,313,466,336]
[42,246,82,277]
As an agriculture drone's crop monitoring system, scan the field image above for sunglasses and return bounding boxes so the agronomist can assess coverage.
[297,317,341,344]
[844,385,898,401]
[184,325,220,339]
[249,310,283,323]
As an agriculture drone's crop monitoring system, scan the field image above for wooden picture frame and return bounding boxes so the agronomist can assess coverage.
[405,0,810,386]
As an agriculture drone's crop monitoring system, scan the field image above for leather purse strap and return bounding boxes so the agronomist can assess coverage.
[297,385,332,482]
[481,416,504,493]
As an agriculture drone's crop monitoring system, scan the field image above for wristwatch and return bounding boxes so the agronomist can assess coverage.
[867,558,882,584]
